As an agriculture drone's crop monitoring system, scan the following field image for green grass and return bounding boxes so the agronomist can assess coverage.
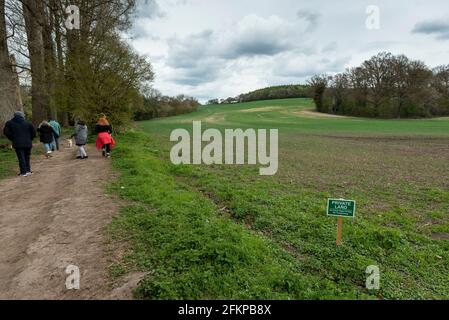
[0,137,17,179]
[108,98,449,299]
[140,98,449,137]
[109,131,373,299]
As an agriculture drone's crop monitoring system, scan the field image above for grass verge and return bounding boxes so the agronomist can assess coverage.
[0,137,18,179]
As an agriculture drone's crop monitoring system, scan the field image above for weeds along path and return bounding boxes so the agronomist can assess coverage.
[0,142,129,299]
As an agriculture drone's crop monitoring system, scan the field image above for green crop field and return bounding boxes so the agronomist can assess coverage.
[109,98,449,300]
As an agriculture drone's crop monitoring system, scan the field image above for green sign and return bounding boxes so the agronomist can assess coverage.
[327,199,356,218]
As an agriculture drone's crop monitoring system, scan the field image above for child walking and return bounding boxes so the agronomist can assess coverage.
[37,121,55,158]
[71,120,89,159]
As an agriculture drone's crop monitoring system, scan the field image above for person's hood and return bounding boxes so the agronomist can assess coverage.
[12,111,25,123]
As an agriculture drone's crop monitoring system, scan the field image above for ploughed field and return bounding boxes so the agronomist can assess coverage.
[109,98,449,299]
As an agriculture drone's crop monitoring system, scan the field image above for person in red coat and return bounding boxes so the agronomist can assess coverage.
[95,116,115,158]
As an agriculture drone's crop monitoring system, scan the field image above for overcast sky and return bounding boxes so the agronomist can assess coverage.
[128,0,449,102]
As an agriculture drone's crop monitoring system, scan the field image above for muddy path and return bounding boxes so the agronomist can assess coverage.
[0,142,138,300]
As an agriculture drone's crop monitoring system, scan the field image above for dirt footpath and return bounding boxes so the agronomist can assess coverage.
[0,142,136,299]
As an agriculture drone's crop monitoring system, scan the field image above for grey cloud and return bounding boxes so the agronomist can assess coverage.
[362,41,398,51]
[131,0,166,38]
[297,10,321,32]
[223,38,292,59]
[166,30,223,86]
[412,20,449,40]
[221,15,297,59]
[167,30,214,69]
[163,13,319,88]
[322,42,338,53]
[275,55,351,79]
[136,0,165,20]
[170,59,222,86]
[131,21,156,38]
[167,14,304,70]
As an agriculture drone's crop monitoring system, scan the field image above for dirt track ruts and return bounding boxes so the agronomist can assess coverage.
[0,142,139,299]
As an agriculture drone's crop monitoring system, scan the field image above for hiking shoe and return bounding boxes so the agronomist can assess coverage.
[83,156,89,159]
[76,156,82,159]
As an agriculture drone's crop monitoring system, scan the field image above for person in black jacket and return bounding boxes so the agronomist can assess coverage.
[37,121,55,158]
[3,111,37,177]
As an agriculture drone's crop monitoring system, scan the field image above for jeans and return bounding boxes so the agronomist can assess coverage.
[43,143,52,153]
[15,148,32,175]
[52,136,59,151]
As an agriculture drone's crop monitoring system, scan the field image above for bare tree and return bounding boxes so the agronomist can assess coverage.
[308,75,329,113]
[309,52,448,118]
[4,0,152,127]
[362,52,395,116]
[0,0,21,130]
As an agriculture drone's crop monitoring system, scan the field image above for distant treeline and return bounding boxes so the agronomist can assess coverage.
[238,84,310,102]
[207,84,310,105]
[309,52,449,118]
[134,91,200,121]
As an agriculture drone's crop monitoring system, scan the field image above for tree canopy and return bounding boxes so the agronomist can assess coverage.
[309,52,449,118]
[1,0,155,128]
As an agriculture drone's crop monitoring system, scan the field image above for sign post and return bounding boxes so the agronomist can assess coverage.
[327,199,356,245]
[336,217,343,245]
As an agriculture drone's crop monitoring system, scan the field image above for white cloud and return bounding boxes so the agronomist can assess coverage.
[128,0,449,102]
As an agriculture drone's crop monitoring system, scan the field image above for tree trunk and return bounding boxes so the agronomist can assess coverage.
[10,55,23,110]
[51,0,69,126]
[43,1,57,120]
[22,0,48,126]
[0,0,20,131]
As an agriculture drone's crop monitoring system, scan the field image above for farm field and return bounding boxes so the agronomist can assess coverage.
[109,98,449,299]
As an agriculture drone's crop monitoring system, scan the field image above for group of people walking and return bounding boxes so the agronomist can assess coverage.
[2,111,115,177]
[36,118,61,158]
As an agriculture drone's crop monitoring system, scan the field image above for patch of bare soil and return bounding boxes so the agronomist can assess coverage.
[316,134,449,144]
[240,106,282,113]
[431,232,449,240]
[288,109,353,119]
[0,142,135,300]
[202,114,226,124]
